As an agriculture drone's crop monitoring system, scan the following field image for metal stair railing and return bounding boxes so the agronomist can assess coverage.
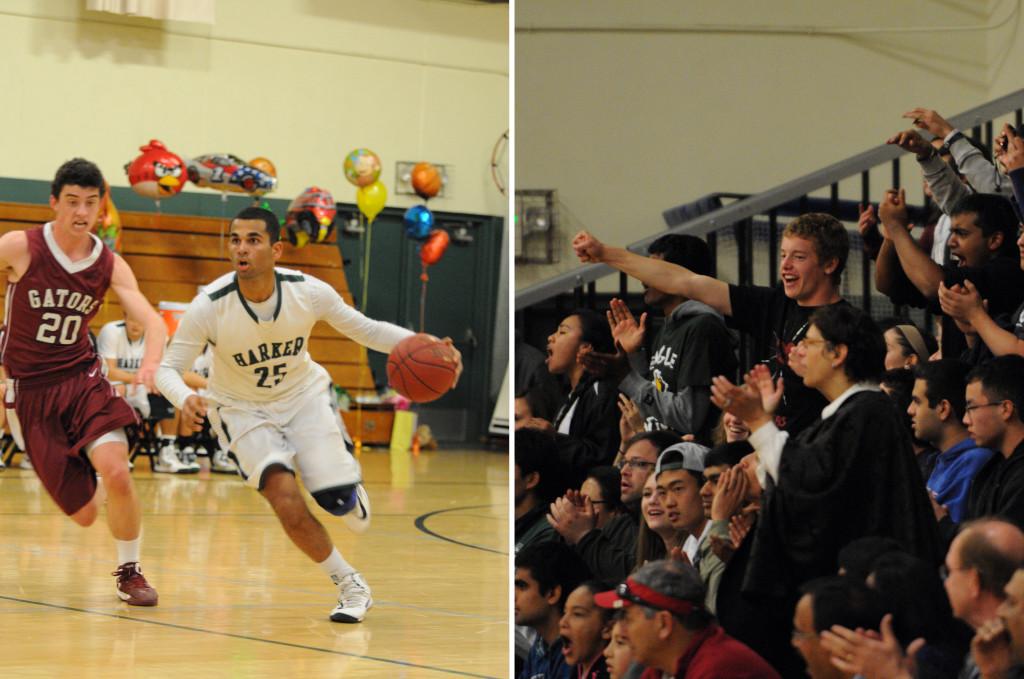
[515,88,1024,313]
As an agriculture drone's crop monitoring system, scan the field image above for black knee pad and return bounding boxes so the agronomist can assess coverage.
[313,484,358,516]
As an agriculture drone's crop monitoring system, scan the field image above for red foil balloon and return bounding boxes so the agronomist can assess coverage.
[419,229,450,266]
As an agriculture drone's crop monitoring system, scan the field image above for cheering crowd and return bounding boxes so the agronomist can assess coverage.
[514,108,1024,678]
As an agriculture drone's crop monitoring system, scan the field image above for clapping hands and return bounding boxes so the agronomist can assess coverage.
[710,364,782,431]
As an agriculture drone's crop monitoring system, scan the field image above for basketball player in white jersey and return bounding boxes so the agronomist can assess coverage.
[155,207,462,622]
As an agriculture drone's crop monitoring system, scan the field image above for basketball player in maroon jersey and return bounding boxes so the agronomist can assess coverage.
[0,159,166,606]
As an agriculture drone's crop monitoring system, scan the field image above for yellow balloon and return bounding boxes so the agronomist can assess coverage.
[356,181,388,224]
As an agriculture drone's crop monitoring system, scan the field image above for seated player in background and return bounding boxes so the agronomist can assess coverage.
[176,342,234,473]
[97,314,199,473]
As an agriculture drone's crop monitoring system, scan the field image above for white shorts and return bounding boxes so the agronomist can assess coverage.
[206,382,360,492]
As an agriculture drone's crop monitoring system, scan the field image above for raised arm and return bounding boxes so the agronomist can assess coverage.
[906,107,1008,195]
[1000,123,1024,206]
[874,235,903,296]
[109,254,166,390]
[887,127,971,215]
[572,231,731,315]
[877,189,944,300]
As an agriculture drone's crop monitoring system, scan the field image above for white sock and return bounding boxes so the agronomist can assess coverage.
[116,535,141,565]
[318,547,355,585]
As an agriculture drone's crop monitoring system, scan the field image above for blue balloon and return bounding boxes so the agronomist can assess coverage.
[403,205,434,240]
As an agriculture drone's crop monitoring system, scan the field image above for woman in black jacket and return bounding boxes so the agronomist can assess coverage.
[523,309,621,488]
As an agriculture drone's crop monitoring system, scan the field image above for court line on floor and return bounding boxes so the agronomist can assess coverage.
[0,594,499,678]
[414,504,507,555]
[100,477,509,487]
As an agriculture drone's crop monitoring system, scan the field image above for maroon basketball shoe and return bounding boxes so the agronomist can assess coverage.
[112,562,159,606]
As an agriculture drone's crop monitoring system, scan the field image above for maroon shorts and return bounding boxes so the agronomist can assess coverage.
[7,361,139,516]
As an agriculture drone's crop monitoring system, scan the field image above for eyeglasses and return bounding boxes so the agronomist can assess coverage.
[619,459,656,471]
[797,337,829,349]
[964,401,1006,416]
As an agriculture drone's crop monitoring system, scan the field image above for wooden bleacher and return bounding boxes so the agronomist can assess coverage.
[0,201,376,396]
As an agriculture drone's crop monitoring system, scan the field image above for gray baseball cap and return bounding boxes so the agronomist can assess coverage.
[655,442,708,476]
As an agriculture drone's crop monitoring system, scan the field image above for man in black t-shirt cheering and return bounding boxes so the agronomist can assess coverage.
[573,214,850,436]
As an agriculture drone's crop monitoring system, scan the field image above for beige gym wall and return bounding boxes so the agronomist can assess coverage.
[0,0,508,216]
[516,1,1020,290]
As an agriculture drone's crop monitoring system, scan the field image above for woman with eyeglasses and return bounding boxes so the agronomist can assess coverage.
[521,310,621,488]
[580,466,625,531]
[710,305,941,673]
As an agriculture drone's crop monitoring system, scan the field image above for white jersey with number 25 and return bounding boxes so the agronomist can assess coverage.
[156,267,412,408]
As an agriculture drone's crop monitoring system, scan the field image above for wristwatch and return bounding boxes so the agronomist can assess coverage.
[940,131,964,154]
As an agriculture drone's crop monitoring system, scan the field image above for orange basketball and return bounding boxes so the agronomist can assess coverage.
[411,162,442,200]
[387,334,458,403]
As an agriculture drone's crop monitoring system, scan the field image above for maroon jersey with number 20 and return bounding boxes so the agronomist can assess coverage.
[1,223,112,380]
[0,222,138,516]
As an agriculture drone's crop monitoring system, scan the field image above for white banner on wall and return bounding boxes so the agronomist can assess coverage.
[87,0,215,24]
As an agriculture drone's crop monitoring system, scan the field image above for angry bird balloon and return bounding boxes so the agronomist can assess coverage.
[125,140,186,200]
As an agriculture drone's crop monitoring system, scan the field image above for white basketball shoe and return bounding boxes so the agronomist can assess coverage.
[210,447,237,474]
[153,442,191,474]
[330,571,373,623]
[341,484,371,534]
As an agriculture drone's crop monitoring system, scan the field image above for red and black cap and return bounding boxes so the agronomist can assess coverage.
[593,577,699,617]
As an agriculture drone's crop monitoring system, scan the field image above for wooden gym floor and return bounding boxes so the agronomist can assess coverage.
[0,447,509,678]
